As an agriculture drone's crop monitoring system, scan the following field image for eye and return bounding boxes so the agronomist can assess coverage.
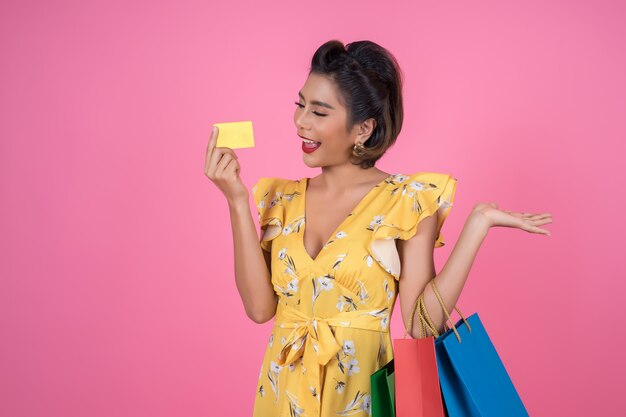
[293,102,327,117]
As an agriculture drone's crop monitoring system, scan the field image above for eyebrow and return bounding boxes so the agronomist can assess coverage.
[298,91,336,110]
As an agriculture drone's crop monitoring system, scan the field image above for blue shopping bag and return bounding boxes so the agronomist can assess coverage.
[423,281,529,417]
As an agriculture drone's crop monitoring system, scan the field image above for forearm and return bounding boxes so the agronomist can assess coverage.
[228,197,277,323]
[411,210,490,337]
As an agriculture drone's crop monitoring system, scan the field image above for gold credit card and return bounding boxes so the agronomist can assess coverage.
[213,121,255,149]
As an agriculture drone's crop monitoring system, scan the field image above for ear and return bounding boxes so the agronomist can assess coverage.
[357,118,377,143]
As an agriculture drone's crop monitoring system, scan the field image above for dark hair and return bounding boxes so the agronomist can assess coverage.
[309,39,404,169]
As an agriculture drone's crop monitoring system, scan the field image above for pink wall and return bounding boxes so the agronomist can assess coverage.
[1,0,624,415]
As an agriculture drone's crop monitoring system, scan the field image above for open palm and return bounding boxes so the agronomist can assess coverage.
[475,202,553,236]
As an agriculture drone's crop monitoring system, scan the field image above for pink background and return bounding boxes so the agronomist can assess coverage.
[1,0,625,416]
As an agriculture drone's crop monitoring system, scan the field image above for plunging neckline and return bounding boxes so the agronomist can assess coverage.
[300,173,394,264]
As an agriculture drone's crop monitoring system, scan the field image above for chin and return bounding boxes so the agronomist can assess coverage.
[302,157,320,168]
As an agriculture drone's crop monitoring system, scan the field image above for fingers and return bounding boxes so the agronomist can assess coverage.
[205,126,218,175]
[214,152,239,180]
[206,126,218,158]
[527,217,553,227]
[520,217,552,236]
[510,212,553,221]
[224,157,241,178]
[528,227,551,236]
[205,129,241,179]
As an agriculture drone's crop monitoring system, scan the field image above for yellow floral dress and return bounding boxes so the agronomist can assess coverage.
[250,172,457,417]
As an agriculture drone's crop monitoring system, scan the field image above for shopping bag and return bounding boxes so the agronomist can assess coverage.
[424,280,530,417]
[370,358,395,417]
[393,291,446,417]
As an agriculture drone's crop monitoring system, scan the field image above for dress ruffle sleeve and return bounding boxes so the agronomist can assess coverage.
[367,172,458,280]
[251,177,289,252]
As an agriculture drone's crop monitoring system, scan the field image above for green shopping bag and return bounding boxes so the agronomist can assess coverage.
[370,357,395,417]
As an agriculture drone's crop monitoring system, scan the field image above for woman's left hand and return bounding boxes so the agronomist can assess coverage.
[473,202,553,236]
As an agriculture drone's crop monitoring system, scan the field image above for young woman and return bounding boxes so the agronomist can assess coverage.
[205,39,552,417]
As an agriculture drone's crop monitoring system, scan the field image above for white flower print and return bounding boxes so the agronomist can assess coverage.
[268,361,281,402]
[381,315,389,331]
[440,198,453,209]
[346,358,360,376]
[282,224,293,235]
[336,352,346,374]
[270,361,282,374]
[278,248,287,260]
[334,379,346,394]
[280,252,298,280]
[283,265,296,278]
[384,279,394,300]
[332,253,348,271]
[343,340,356,356]
[282,191,298,202]
[364,254,374,267]
[360,308,390,331]
[269,333,274,348]
[361,394,372,415]
[408,180,425,192]
[281,336,286,346]
[356,280,369,302]
[392,174,409,183]
[318,277,334,291]
[336,295,357,312]
[285,390,305,417]
[287,278,299,293]
[337,390,370,415]
[336,295,345,312]
[335,231,348,239]
[269,192,282,208]
[312,274,336,306]
[276,276,300,298]
[376,334,387,368]
[368,215,385,230]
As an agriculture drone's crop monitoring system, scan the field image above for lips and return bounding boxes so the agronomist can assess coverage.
[300,134,321,154]
[298,134,321,144]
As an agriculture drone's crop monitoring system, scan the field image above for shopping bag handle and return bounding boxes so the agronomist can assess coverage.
[428,279,472,343]
[403,291,439,338]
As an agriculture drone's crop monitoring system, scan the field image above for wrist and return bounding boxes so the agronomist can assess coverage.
[467,208,492,232]
[228,196,250,213]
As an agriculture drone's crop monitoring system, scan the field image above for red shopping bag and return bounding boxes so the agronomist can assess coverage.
[394,292,446,417]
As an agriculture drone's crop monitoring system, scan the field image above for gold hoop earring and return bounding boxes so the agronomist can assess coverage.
[352,141,365,156]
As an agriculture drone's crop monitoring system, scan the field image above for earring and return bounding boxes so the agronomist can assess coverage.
[352,141,365,156]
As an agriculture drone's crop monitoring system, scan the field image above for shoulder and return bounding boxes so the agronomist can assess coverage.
[388,171,457,192]
[386,172,457,206]
[376,171,458,246]
[251,176,303,214]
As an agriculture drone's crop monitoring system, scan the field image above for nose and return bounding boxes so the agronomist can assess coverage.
[294,107,311,131]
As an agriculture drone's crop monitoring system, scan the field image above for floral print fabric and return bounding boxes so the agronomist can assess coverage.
[251,172,457,417]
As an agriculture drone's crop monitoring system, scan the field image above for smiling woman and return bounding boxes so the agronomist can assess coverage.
[292,40,404,170]
[205,33,553,417]
[250,39,414,417]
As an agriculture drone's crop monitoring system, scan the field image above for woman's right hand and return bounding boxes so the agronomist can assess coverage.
[204,126,249,205]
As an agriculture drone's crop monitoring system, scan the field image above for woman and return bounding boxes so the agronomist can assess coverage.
[205,40,552,417]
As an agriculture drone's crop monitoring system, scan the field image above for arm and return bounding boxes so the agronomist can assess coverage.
[204,126,277,324]
[399,202,552,337]
[398,207,489,337]
[228,197,277,324]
